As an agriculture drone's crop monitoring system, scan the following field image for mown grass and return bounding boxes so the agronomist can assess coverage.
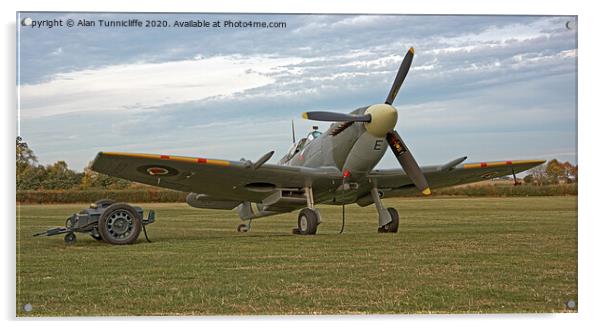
[16,197,577,316]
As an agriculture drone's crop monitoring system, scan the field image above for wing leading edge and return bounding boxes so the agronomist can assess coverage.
[367,159,545,199]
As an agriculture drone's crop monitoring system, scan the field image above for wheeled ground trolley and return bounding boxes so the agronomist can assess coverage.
[34,199,155,245]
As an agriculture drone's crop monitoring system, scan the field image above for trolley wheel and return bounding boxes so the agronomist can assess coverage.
[64,232,76,245]
[65,216,74,229]
[98,203,141,245]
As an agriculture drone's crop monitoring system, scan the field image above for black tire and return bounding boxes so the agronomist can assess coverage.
[65,216,74,229]
[378,208,399,233]
[64,232,76,245]
[98,203,141,245]
[297,208,319,235]
[385,208,399,233]
[237,223,249,233]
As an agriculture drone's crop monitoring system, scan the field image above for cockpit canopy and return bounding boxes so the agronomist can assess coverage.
[281,129,323,163]
[307,130,322,141]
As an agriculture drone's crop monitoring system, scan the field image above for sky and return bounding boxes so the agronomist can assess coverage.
[17,13,578,171]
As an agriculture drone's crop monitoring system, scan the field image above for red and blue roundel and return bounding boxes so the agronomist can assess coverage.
[136,165,179,177]
[147,167,170,176]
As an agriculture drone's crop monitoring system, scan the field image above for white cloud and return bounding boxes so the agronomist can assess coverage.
[440,18,559,46]
[50,47,63,56]
[19,55,303,118]
[18,15,577,170]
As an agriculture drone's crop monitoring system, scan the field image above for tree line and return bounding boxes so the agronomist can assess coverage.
[16,137,132,191]
[523,159,577,185]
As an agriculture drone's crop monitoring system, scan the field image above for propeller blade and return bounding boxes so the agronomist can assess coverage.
[386,130,431,195]
[385,47,414,105]
[302,111,371,122]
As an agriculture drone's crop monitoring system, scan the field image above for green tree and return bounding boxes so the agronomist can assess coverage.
[81,162,131,189]
[40,161,83,190]
[16,137,45,190]
[16,136,37,169]
[562,161,577,183]
[17,165,47,190]
[17,137,84,190]
[570,164,578,182]
[545,159,565,184]
[526,159,577,185]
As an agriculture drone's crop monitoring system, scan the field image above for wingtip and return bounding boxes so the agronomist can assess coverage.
[409,47,415,54]
[422,187,431,196]
[301,112,308,119]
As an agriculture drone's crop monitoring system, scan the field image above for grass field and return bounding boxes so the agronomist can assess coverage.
[16,196,577,316]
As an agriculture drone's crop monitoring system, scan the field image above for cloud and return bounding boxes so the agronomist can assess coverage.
[20,55,303,118]
[17,13,577,170]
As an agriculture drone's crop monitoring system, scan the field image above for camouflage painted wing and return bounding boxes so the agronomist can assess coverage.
[367,159,545,199]
[91,152,339,203]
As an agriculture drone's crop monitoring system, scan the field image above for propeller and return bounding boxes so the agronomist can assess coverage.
[302,47,431,196]
[385,47,414,105]
[386,130,430,195]
[302,111,371,123]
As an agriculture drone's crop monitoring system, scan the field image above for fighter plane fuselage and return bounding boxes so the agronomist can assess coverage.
[280,106,388,180]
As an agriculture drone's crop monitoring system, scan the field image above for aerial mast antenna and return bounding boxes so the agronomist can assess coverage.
[291,120,296,143]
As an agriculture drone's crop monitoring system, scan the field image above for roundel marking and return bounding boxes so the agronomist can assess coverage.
[147,167,170,176]
[136,165,179,177]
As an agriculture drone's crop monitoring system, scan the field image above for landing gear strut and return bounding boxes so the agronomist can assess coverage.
[371,187,399,233]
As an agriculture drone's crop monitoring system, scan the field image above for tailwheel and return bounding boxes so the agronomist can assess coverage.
[378,207,399,233]
[237,223,250,233]
[297,208,319,235]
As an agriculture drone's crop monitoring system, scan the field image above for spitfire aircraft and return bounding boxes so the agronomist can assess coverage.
[91,48,544,235]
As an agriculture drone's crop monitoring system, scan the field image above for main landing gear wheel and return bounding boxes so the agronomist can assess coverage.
[377,207,399,233]
[98,203,142,245]
[296,208,319,235]
[237,223,250,233]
